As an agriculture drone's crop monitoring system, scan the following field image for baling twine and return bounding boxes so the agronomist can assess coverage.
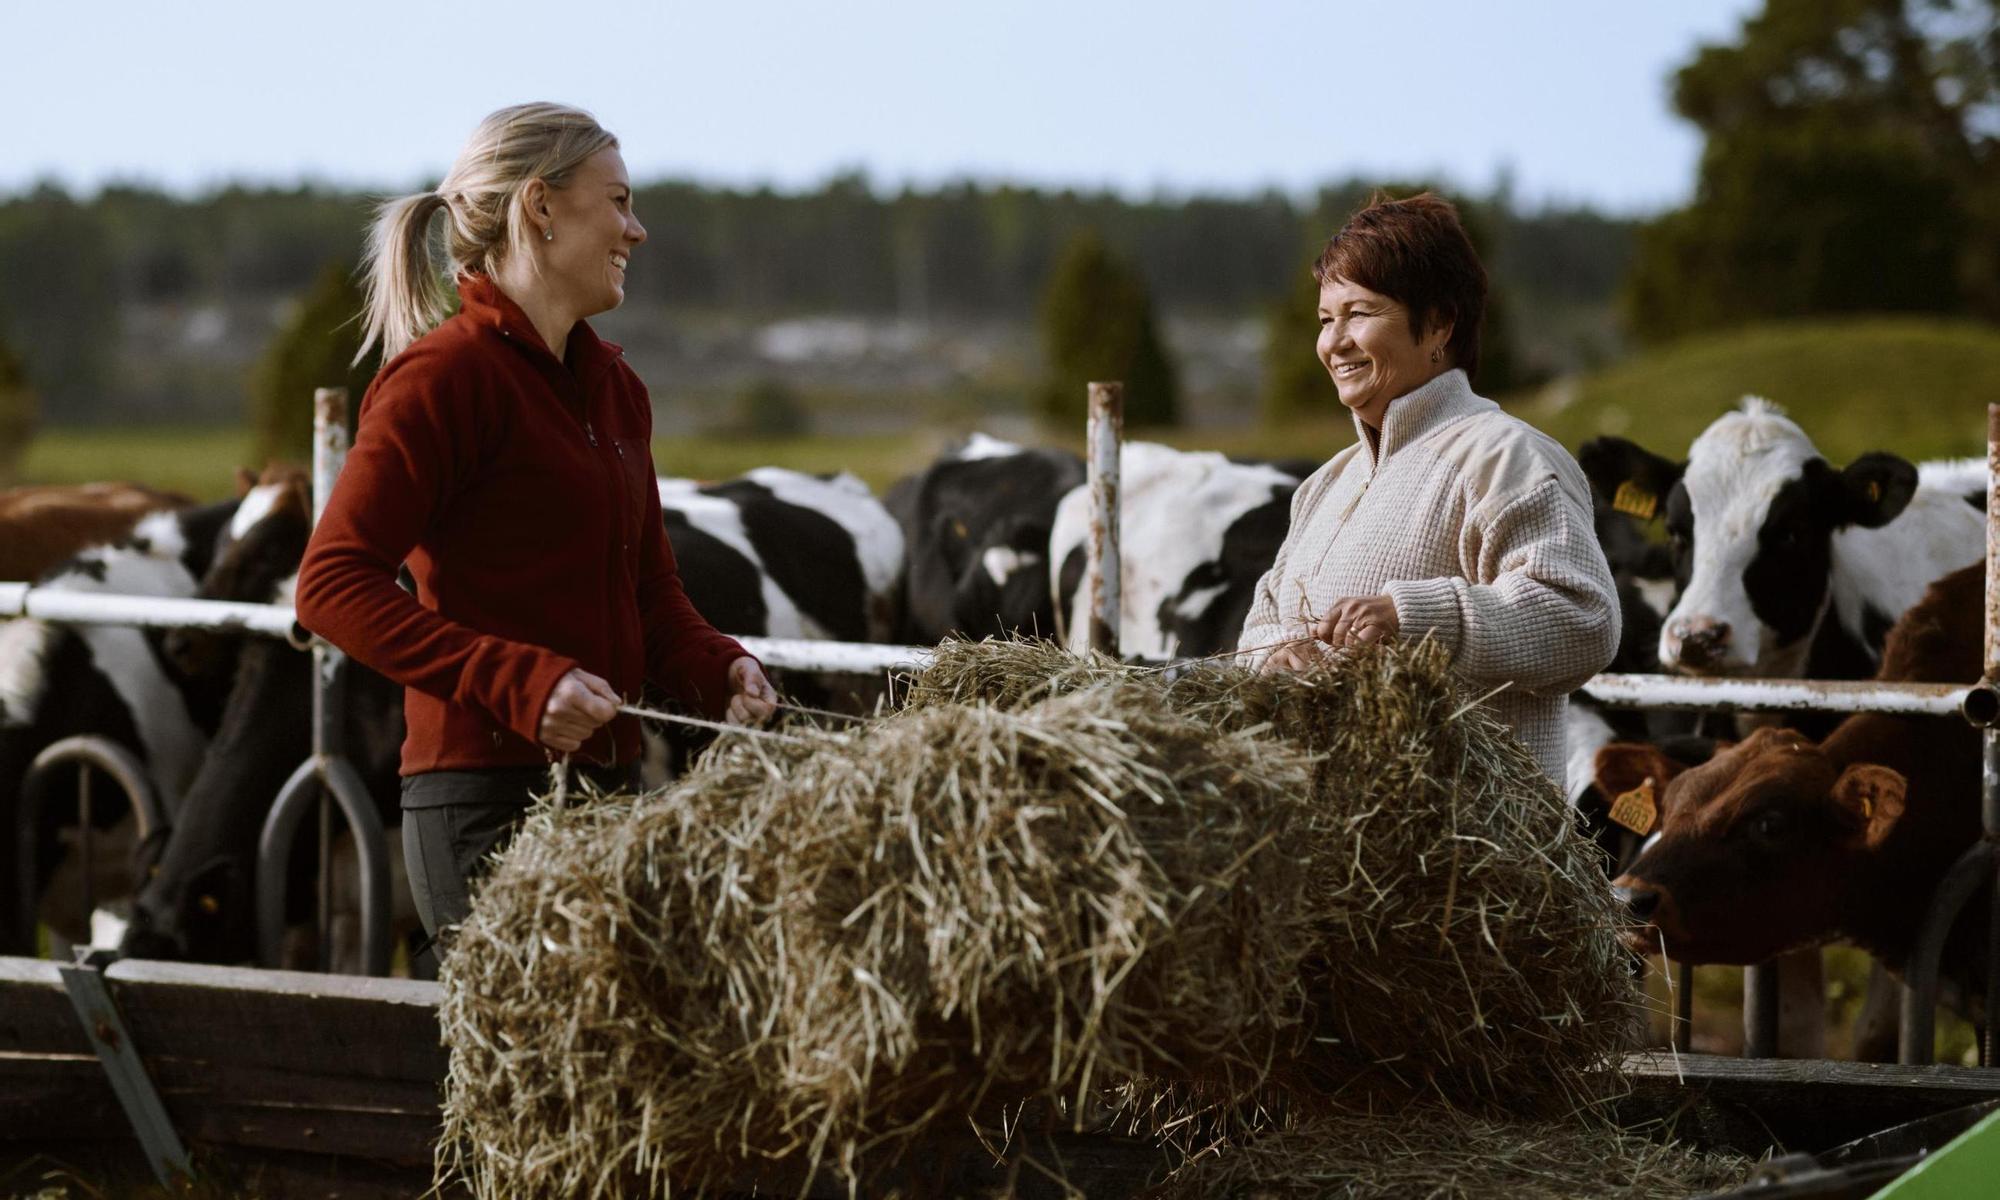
[543,633,1336,805]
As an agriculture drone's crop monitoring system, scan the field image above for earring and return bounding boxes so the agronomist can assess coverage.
[543,224,554,242]
[1430,348,1442,363]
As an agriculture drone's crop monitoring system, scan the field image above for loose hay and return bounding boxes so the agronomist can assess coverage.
[438,639,1653,1198]
[1144,1105,1747,1200]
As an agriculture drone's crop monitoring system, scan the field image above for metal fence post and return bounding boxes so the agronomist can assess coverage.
[255,388,390,976]
[1984,403,2000,1067]
[1899,403,2000,1065]
[1086,382,1123,657]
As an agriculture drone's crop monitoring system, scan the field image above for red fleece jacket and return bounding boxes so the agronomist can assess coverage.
[295,274,750,774]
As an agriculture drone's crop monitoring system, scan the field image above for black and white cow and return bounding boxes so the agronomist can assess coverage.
[121,470,408,969]
[886,435,1086,644]
[1048,443,1298,660]
[0,497,241,954]
[1581,398,1984,682]
[658,467,904,643]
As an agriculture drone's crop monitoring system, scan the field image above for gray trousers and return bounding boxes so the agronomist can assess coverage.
[401,762,639,944]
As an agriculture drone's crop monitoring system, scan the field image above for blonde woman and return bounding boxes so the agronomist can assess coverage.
[296,103,776,942]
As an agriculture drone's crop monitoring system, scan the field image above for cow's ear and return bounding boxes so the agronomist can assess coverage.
[1831,763,1906,847]
[234,466,259,497]
[1576,438,1684,523]
[280,472,312,518]
[1592,741,1689,806]
[1838,453,1918,529]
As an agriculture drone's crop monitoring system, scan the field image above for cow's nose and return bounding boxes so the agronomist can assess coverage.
[1670,617,1731,668]
[1613,883,1662,923]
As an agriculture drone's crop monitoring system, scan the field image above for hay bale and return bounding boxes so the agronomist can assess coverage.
[438,640,1643,1198]
[913,638,1641,1112]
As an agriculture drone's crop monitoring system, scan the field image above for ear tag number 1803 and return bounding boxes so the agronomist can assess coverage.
[1609,777,1658,836]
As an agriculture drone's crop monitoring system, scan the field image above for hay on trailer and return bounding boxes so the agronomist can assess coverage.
[437,639,1644,1199]
[1143,1104,1748,1200]
[912,637,1643,1113]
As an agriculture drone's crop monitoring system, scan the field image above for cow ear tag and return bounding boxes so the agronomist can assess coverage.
[1864,480,1882,505]
[1609,777,1658,835]
[1612,481,1658,521]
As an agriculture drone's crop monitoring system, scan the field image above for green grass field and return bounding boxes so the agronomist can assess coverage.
[1516,316,2000,465]
[16,316,2000,500]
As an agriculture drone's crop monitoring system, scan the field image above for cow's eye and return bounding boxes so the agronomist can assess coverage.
[1751,810,1786,839]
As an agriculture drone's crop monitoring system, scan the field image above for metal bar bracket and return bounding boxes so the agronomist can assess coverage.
[56,948,194,1188]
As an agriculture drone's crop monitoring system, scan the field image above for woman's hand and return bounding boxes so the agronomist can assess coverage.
[540,667,620,753]
[1260,638,1327,675]
[726,657,778,726]
[1313,594,1400,650]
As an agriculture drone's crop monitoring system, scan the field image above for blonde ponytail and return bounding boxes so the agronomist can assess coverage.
[354,103,618,363]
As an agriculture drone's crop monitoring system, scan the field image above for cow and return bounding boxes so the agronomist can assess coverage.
[1579,398,1983,682]
[1048,442,1298,660]
[1580,402,1985,1054]
[885,435,1085,644]
[657,467,903,643]
[0,495,242,954]
[121,467,410,970]
[123,464,904,968]
[1608,564,1986,1033]
[0,481,192,586]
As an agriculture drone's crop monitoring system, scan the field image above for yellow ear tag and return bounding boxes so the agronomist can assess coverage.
[1608,777,1659,835]
[1858,791,1874,820]
[951,519,970,539]
[1612,481,1658,521]
[1865,480,1882,504]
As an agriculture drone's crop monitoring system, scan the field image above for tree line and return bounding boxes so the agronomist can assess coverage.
[0,174,1631,423]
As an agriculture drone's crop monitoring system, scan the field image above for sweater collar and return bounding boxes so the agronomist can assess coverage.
[1353,368,1490,470]
[456,273,622,377]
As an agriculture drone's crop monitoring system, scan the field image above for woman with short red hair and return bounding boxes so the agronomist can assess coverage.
[1239,193,1618,792]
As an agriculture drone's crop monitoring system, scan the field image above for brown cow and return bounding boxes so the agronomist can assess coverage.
[0,481,192,583]
[1609,563,1985,1001]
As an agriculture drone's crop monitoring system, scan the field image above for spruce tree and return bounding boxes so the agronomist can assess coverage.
[1035,231,1178,429]
[249,261,378,462]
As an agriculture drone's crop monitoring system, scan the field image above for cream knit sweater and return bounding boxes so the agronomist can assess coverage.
[1238,369,1619,790]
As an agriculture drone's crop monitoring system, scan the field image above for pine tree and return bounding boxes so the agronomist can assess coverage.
[248,261,379,462]
[1035,232,1178,429]
[1260,266,1329,422]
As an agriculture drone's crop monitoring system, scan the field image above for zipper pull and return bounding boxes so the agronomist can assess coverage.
[584,419,599,447]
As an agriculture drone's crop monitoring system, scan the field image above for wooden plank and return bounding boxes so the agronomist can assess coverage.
[0,1051,439,1164]
[157,1058,440,1164]
[0,1053,126,1139]
[0,956,92,1055]
[0,1139,459,1200]
[102,958,446,1083]
[1614,1051,2000,1156]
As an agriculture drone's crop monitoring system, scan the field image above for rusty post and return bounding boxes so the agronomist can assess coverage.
[1085,382,1124,656]
[312,389,349,967]
[1985,403,2000,1066]
[258,388,388,975]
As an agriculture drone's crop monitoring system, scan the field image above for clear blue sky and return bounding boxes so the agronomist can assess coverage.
[5,0,1758,213]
